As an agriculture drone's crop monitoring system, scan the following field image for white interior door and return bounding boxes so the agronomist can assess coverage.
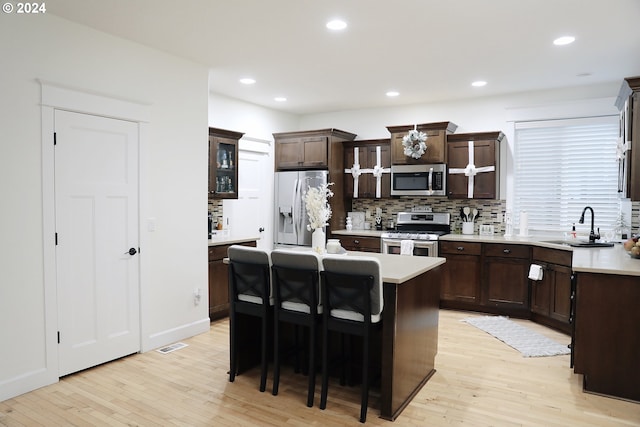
[224,141,272,250]
[54,110,140,376]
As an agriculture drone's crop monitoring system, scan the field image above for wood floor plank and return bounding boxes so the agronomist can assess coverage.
[0,309,638,426]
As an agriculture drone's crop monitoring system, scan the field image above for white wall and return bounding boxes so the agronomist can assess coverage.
[0,14,209,400]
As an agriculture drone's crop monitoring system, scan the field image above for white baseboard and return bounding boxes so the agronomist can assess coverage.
[141,317,210,353]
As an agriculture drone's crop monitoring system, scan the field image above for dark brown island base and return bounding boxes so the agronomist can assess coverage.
[230,251,445,421]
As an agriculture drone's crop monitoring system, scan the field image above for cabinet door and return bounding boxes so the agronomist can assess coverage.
[344,142,390,199]
[301,136,328,167]
[550,264,572,323]
[447,139,497,199]
[390,129,447,164]
[209,258,229,319]
[440,241,482,304]
[209,127,243,200]
[441,253,481,303]
[275,138,304,169]
[365,145,391,198]
[530,269,551,316]
[483,257,529,311]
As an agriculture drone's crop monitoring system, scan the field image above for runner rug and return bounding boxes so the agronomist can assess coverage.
[462,315,571,357]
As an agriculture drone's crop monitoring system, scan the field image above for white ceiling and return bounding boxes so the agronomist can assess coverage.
[50,0,640,115]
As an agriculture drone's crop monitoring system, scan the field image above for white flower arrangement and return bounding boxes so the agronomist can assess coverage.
[402,129,428,159]
[304,182,334,231]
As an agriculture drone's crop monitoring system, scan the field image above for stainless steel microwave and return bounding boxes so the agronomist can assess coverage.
[390,164,446,196]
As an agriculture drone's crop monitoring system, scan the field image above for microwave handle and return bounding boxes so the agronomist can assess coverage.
[428,167,434,195]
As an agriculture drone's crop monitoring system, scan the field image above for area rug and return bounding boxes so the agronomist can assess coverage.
[461,316,571,357]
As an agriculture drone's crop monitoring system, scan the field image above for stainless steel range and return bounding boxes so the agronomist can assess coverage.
[380,211,450,256]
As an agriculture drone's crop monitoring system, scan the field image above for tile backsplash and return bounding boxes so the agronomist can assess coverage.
[351,197,506,234]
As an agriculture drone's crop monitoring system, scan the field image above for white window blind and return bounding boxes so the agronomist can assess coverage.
[513,116,620,235]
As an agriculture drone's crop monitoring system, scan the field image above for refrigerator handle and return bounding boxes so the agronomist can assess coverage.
[292,178,299,239]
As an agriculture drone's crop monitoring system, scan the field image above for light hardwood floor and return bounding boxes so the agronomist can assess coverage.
[1,309,638,426]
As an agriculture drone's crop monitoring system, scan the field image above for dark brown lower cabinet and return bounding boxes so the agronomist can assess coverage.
[482,243,530,316]
[573,271,640,402]
[530,247,573,334]
[208,240,257,320]
[439,241,482,308]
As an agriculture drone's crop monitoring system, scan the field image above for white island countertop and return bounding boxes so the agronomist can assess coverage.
[440,234,640,277]
[342,251,446,284]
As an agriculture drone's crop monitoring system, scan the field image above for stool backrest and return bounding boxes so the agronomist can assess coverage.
[321,256,383,323]
[271,249,322,314]
[228,245,272,305]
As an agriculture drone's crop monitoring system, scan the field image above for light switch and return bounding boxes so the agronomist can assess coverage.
[147,217,156,232]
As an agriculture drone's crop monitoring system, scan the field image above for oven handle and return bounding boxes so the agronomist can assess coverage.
[382,238,437,248]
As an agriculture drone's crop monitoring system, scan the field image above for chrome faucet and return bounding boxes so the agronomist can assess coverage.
[579,206,600,243]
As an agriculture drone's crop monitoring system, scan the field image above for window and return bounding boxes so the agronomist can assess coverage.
[513,116,620,235]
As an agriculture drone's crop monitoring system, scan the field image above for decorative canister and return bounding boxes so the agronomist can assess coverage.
[326,239,341,254]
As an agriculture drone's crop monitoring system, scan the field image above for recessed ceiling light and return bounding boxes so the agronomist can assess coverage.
[326,19,347,31]
[274,97,287,102]
[239,78,256,85]
[471,81,487,87]
[386,91,399,97]
[553,36,575,46]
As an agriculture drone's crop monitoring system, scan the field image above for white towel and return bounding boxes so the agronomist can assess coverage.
[528,264,543,281]
[400,240,414,256]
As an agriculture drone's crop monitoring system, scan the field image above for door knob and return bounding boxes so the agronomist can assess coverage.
[125,248,137,256]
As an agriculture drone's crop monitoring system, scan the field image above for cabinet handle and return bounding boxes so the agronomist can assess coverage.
[456,246,464,251]
[354,239,360,244]
[503,249,511,254]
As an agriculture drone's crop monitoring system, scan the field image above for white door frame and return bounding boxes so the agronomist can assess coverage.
[40,81,150,384]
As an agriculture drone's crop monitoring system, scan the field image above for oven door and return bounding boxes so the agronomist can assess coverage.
[381,238,438,257]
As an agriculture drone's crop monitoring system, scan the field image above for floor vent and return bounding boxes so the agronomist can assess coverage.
[156,342,188,354]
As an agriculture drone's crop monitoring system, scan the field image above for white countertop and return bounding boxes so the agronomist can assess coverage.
[440,234,640,277]
[343,251,446,284]
[208,231,260,247]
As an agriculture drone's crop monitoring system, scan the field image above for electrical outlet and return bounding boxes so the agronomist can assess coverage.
[193,288,202,306]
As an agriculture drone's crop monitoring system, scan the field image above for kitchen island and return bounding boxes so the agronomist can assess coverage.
[232,250,445,421]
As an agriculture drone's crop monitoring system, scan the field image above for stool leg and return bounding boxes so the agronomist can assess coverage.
[229,308,236,383]
[259,313,268,392]
[307,321,316,407]
[359,333,369,423]
[320,322,329,410]
[272,315,280,395]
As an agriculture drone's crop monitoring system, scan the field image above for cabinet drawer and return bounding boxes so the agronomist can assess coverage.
[209,245,229,261]
[483,243,530,259]
[532,247,572,267]
[208,240,257,261]
[439,241,482,255]
[339,235,380,251]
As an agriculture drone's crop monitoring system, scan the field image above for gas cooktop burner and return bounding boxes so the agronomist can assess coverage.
[381,232,444,240]
[381,211,451,240]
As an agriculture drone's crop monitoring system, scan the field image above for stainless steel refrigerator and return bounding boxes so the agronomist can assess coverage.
[274,170,329,248]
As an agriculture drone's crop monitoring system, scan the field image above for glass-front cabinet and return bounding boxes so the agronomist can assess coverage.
[209,127,244,199]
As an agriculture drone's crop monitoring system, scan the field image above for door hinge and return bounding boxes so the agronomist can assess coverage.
[57,331,60,344]
[54,132,57,145]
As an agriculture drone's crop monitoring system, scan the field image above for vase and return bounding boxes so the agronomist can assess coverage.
[312,228,326,254]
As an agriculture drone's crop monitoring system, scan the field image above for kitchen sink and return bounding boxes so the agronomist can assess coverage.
[540,240,614,248]
[567,241,614,248]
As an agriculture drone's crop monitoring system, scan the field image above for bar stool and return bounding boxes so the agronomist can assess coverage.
[270,249,322,407]
[320,256,383,423]
[227,245,272,392]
